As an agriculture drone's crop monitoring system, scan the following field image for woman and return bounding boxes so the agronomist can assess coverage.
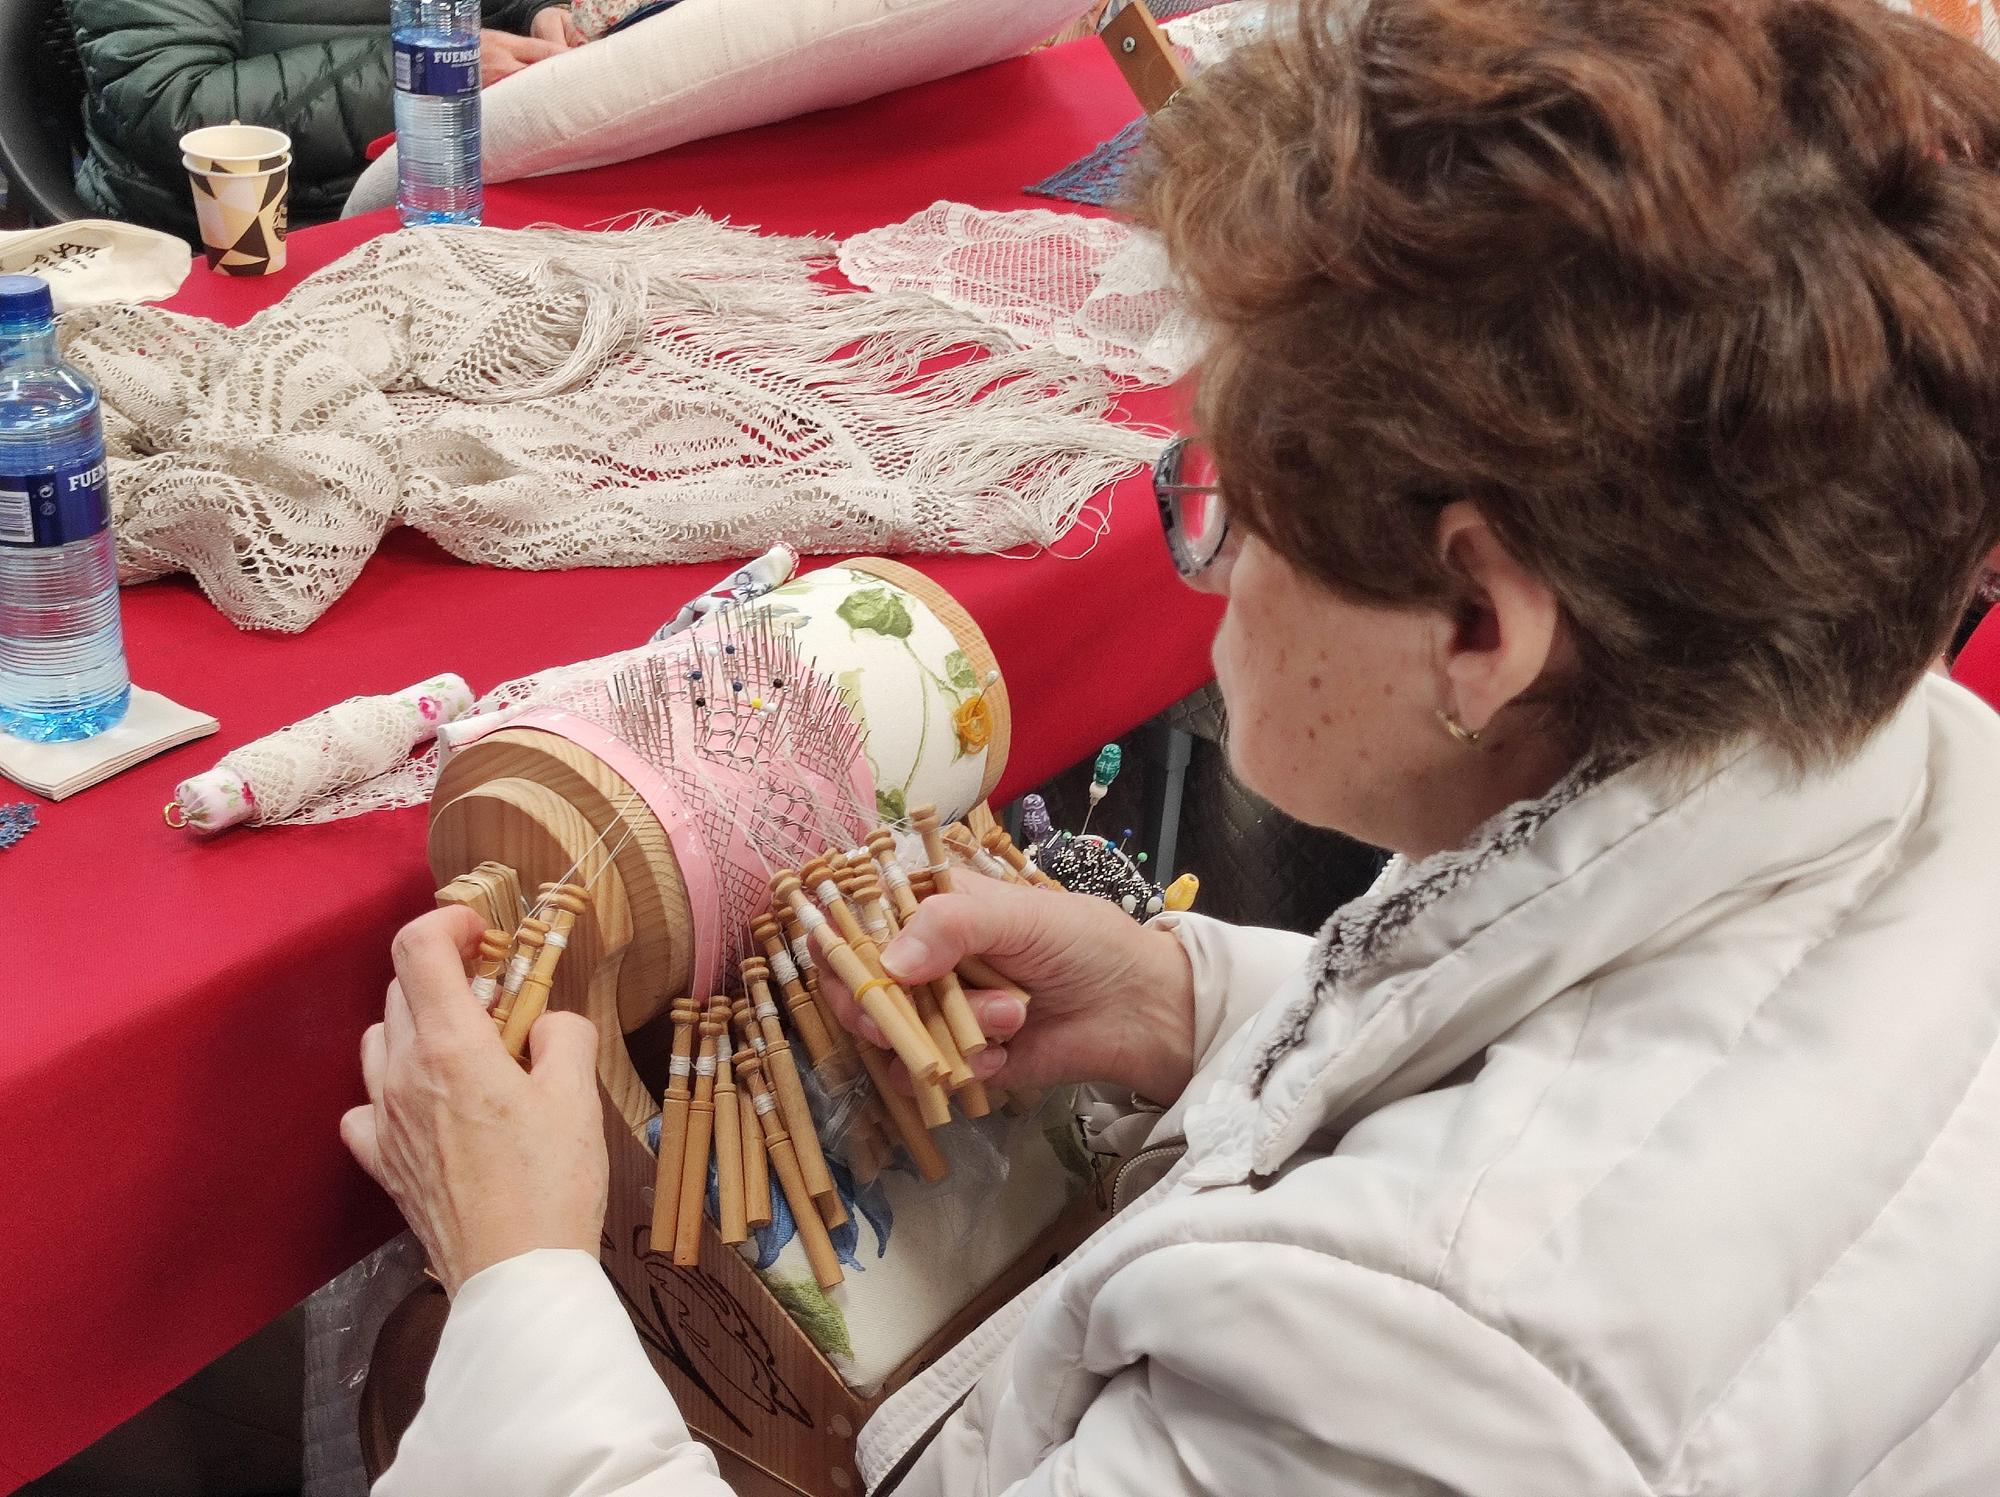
[69,0,578,243]
[343,0,2000,1490]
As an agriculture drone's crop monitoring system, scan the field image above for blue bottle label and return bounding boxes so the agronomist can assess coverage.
[394,38,481,98]
[0,458,110,548]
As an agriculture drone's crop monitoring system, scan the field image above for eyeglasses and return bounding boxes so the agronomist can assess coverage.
[1154,435,1231,583]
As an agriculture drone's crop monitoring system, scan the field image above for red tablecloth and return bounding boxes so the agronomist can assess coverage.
[1958,607,2000,709]
[3,43,1217,1489]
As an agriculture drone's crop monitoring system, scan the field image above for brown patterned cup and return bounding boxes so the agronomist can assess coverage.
[185,160,290,276]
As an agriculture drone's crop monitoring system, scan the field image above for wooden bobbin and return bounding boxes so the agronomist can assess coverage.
[501,883,590,1059]
[841,868,962,1129]
[811,858,943,1086]
[774,869,943,1084]
[853,848,983,1087]
[739,1078,772,1230]
[911,805,1032,1007]
[751,913,838,1069]
[853,1042,949,1184]
[944,822,1016,884]
[983,827,1055,890]
[712,1036,748,1246]
[436,866,517,933]
[488,919,547,1032]
[846,1114,888,1186]
[753,912,893,1172]
[836,863,961,1118]
[649,999,702,1254]
[469,929,513,1014]
[777,906,819,995]
[866,828,987,1062]
[734,979,846,1230]
[673,1011,726,1267]
[739,1053,844,1290]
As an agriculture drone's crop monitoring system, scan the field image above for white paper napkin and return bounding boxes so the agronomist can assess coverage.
[0,688,217,800]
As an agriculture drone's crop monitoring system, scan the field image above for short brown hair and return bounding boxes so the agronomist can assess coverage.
[1138,0,2000,768]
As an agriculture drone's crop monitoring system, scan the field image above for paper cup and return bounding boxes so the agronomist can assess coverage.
[186,161,290,276]
[178,123,292,175]
[183,152,290,177]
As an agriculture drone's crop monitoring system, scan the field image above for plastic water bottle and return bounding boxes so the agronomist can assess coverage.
[0,275,130,743]
[392,0,484,226]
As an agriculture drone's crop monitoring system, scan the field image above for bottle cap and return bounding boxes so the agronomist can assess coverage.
[0,275,55,332]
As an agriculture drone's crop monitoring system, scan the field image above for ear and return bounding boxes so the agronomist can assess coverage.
[1434,501,1561,733]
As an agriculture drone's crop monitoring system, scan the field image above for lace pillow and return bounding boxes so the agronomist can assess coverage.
[345,0,1096,214]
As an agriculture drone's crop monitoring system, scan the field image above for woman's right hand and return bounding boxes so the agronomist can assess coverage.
[818,876,1199,1105]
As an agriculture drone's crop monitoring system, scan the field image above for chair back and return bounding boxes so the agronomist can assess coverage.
[0,0,93,224]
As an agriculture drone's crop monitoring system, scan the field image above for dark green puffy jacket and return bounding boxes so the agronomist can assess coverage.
[71,0,554,242]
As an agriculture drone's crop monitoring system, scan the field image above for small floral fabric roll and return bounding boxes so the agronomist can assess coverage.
[172,675,474,832]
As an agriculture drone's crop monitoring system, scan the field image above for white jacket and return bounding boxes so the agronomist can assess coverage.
[380,675,2000,1497]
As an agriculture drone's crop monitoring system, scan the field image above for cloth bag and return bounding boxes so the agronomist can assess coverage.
[0,221,190,310]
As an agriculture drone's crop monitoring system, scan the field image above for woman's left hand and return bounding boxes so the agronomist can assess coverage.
[340,906,608,1296]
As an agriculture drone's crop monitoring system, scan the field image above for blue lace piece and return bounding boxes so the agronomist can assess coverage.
[0,802,36,850]
[1025,115,1148,209]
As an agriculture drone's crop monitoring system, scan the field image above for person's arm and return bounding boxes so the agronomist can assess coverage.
[483,0,559,35]
[345,910,730,1495]
[1156,911,1314,1074]
[375,1250,734,1497]
[70,0,391,190]
[930,1241,1650,1497]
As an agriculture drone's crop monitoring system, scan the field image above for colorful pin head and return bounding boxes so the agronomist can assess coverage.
[1092,743,1122,788]
[1021,793,1053,844]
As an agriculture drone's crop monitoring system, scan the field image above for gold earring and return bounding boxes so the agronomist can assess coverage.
[1436,709,1483,747]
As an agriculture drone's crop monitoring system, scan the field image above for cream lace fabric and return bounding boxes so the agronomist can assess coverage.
[1162,0,1268,69]
[56,218,1153,633]
[174,675,474,829]
[837,202,1204,388]
[309,636,683,822]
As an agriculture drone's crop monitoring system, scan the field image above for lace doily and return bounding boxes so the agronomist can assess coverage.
[838,202,1204,387]
[57,217,1153,634]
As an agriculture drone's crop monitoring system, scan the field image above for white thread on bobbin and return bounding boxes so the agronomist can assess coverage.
[770,949,801,986]
[470,975,498,1004]
[880,859,912,892]
[543,930,569,951]
[503,951,534,992]
[795,903,828,933]
[755,1001,780,1021]
[814,878,843,910]
[669,1056,693,1077]
[754,1092,778,1115]
[696,1054,717,1077]
[790,936,815,971]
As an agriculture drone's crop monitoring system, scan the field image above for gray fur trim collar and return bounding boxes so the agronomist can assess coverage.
[1249,759,1613,1093]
